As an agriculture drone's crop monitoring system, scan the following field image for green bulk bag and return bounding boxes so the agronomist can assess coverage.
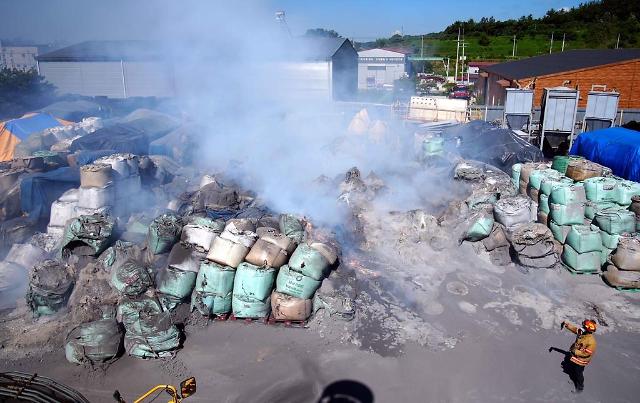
[540,177,573,196]
[562,244,601,273]
[584,201,620,220]
[275,265,322,299]
[65,319,123,365]
[512,163,522,188]
[147,213,183,255]
[465,192,498,210]
[551,156,571,174]
[423,137,444,154]
[549,220,572,243]
[232,262,276,302]
[191,261,235,316]
[464,209,494,242]
[156,266,197,311]
[565,225,602,253]
[615,180,640,206]
[125,325,181,359]
[279,214,305,243]
[288,243,331,281]
[594,209,636,235]
[549,183,586,205]
[61,214,115,257]
[529,169,562,190]
[539,194,550,215]
[584,177,618,203]
[117,296,164,334]
[599,228,622,250]
[549,202,585,226]
[111,260,153,297]
[232,294,271,318]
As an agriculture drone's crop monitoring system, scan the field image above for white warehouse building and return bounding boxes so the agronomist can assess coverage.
[37,41,175,98]
[358,48,412,90]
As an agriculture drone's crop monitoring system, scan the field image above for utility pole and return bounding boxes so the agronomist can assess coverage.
[512,35,516,58]
[616,34,620,49]
[562,33,566,51]
[549,32,554,54]
[454,26,460,82]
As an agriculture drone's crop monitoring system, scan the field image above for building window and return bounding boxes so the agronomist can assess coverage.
[367,66,386,71]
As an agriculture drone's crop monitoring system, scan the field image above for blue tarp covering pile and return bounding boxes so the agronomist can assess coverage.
[570,127,640,182]
[20,167,80,219]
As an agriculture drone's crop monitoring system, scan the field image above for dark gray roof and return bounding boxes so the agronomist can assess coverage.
[482,49,640,80]
[295,37,354,61]
[37,40,165,62]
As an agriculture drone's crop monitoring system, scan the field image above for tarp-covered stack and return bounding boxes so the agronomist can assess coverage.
[603,236,640,289]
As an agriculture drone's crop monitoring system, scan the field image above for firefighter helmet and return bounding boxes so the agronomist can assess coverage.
[582,319,597,332]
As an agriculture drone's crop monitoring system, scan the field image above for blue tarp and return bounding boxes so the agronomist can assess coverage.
[20,167,80,219]
[3,113,63,141]
[570,127,640,182]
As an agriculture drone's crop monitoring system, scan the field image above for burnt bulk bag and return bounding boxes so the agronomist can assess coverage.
[280,214,305,243]
[167,242,202,273]
[287,243,334,281]
[463,207,494,242]
[271,291,313,321]
[111,260,153,296]
[603,264,640,289]
[482,224,509,251]
[611,237,640,271]
[493,196,532,229]
[61,214,115,257]
[65,318,123,365]
[26,259,74,316]
[156,265,197,310]
[180,216,224,253]
[509,223,557,268]
[465,191,497,210]
[232,263,276,318]
[275,265,322,299]
[191,261,235,316]
[147,213,183,255]
[207,236,250,268]
[245,238,289,268]
[565,159,606,182]
[80,163,113,188]
[261,231,297,254]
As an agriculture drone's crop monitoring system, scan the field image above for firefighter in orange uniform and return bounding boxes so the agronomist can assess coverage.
[561,319,597,393]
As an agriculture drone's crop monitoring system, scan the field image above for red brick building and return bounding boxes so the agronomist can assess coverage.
[477,49,640,108]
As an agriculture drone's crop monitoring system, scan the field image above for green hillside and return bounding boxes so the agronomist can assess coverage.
[357,0,640,61]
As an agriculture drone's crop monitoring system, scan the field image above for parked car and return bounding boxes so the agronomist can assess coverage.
[449,85,471,100]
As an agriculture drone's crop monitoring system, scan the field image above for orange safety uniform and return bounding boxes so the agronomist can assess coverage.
[564,322,597,366]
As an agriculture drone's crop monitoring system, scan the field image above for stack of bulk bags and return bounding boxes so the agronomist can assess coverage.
[274,242,337,320]
[528,169,562,202]
[592,208,636,258]
[494,196,533,230]
[232,262,276,318]
[207,219,257,268]
[509,223,558,268]
[147,213,183,255]
[191,261,236,317]
[94,153,142,216]
[548,183,586,243]
[76,163,114,216]
[518,162,549,196]
[604,237,640,289]
[47,189,80,237]
[551,155,583,175]
[562,225,603,273]
[117,296,181,359]
[26,259,74,317]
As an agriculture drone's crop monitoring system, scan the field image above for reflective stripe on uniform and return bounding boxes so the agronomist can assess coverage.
[571,356,590,366]
[584,348,593,354]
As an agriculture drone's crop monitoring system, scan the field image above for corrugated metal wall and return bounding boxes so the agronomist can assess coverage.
[39,61,175,98]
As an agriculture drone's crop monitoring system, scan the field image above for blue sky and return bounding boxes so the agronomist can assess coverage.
[0,0,586,43]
